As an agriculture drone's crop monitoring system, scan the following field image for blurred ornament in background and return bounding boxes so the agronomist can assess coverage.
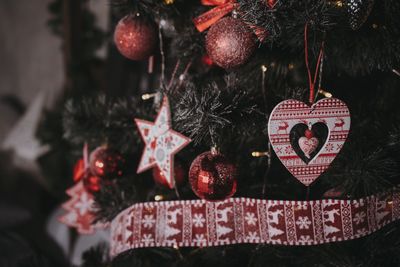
[89,146,125,179]
[1,91,51,188]
[152,160,186,188]
[114,14,158,60]
[189,150,237,201]
[59,181,104,234]
[266,0,277,8]
[344,0,375,30]
[206,17,257,69]
[201,54,214,67]
[83,174,102,194]
[73,158,85,183]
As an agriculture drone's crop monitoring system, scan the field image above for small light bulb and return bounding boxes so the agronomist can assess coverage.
[261,65,267,72]
[142,93,157,100]
[251,151,270,157]
[154,195,164,201]
[318,89,333,98]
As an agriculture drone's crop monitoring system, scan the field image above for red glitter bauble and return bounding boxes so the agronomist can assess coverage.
[114,15,157,60]
[205,17,256,69]
[89,147,125,179]
[73,158,85,183]
[152,161,186,189]
[189,151,237,201]
[83,173,102,194]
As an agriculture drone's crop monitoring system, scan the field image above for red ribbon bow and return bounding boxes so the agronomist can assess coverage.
[193,0,237,32]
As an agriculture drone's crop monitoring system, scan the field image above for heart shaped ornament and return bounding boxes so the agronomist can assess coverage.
[298,136,319,159]
[268,98,351,186]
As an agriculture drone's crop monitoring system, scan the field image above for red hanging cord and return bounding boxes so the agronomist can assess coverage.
[304,23,325,104]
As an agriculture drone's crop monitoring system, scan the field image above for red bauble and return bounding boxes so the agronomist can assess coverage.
[201,54,214,67]
[114,15,157,60]
[189,151,237,201]
[304,129,314,139]
[89,147,125,179]
[83,173,102,194]
[152,161,186,188]
[266,0,277,8]
[206,17,256,69]
[73,158,85,183]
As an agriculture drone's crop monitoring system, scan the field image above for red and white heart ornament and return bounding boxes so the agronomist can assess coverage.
[298,124,319,159]
[268,98,351,186]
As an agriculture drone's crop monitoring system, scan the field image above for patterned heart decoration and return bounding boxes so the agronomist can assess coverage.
[268,98,351,186]
[298,135,319,159]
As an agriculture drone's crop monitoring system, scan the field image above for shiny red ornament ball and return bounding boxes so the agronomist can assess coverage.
[152,161,186,189]
[89,147,125,179]
[114,15,157,60]
[73,158,85,183]
[83,173,102,194]
[189,151,237,201]
[206,17,257,69]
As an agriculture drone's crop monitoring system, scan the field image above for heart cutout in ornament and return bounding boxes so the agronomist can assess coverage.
[268,98,351,186]
[289,122,328,164]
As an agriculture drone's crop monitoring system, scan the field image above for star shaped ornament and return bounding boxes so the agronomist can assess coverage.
[2,91,51,188]
[135,97,191,189]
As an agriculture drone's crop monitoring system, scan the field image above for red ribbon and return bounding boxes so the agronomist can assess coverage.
[193,0,237,32]
[304,23,325,104]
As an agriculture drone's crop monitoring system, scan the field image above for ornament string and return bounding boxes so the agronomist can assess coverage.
[261,65,268,110]
[167,59,181,91]
[262,141,272,197]
[148,55,154,74]
[260,65,272,198]
[158,24,166,90]
[315,54,324,103]
[177,59,193,90]
[304,23,325,104]
[173,173,181,199]
[83,142,89,171]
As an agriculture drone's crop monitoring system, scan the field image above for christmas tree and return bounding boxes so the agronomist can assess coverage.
[39,0,400,266]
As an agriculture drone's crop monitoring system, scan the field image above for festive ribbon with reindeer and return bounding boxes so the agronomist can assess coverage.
[110,187,400,257]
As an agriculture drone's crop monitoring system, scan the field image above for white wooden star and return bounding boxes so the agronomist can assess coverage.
[2,90,50,160]
[135,96,191,189]
[1,91,51,188]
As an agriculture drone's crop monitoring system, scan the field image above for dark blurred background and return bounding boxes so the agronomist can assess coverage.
[0,1,109,266]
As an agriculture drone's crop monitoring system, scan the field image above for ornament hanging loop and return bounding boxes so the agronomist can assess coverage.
[304,22,325,105]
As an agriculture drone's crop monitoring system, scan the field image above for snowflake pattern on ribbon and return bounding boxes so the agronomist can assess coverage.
[110,188,400,256]
[135,96,191,188]
[59,181,106,234]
